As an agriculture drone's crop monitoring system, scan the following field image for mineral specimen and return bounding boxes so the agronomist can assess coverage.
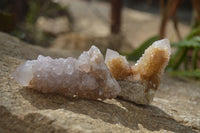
[13,39,170,104]
[105,39,171,104]
[12,46,121,100]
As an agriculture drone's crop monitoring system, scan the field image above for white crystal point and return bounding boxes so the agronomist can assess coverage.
[105,49,120,63]
[12,61,34,86]
[152,39,171,55]
[13,45,121,100]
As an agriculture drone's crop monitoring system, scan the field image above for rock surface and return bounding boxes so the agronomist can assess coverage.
[0,32,200,133]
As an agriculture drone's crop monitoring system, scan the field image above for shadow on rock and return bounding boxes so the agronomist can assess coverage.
[0,106,68,133]
[20,88,196,133]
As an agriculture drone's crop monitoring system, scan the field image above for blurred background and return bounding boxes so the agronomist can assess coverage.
[0,0,200,79]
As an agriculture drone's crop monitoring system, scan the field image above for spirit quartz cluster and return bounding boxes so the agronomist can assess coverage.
[105,39,171,104]
[13,39,171,104]
[13,46,121,100]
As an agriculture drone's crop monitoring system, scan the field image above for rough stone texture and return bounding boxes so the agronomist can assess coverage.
[118,81,155,105]
[0,32,199,133]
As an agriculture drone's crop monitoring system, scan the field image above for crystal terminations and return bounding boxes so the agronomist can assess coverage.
[13,46,121,100]
[13,39,170,104]
[105,39,171,104]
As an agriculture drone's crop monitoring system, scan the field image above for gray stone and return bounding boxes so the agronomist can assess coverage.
[118,81,155,105]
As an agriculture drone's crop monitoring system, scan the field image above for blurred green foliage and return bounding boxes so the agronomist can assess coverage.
[167,27,200,79]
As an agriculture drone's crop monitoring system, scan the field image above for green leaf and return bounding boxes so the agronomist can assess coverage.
[126,35,160,61]
[186,27,200,40]
[167,25,200,76]
[170,69,200,78]
[168,48,182,69]
[192,48,199,69]
[172,48,188,70]
[171,36,200,48]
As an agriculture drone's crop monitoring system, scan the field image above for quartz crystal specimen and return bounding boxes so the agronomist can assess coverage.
[105,39,171,104]
[13,46,121,100]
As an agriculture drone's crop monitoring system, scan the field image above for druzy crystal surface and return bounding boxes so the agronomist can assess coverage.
[13,46,121,100]
[13,39,170,104]
[105,39,171,104]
